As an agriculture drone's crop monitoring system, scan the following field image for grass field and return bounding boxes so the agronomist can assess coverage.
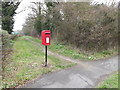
[97,72,118,88]
[1,36,76,89]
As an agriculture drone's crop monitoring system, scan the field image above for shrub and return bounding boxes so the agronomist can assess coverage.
[0,30,18,77]
[52,3,118,53]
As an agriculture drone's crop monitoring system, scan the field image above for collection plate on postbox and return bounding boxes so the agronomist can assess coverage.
[41,30,51,46]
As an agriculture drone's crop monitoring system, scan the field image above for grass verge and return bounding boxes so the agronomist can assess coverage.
[1,36,76,89]
[97,72,118,88]
[48,41,118,60]
[27,36,118,60]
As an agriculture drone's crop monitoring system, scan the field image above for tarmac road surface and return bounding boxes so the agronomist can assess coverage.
[20,55,118,88]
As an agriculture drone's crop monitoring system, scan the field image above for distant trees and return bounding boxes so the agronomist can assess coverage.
[33,2,59,34]
[22,2,59,36]
[22,16,37,36]
[2,1,20,34]
[22,2,118,52]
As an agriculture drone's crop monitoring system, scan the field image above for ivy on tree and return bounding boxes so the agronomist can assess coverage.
[2,1,20,34]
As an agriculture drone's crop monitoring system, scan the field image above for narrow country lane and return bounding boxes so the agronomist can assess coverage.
[20,56,118,88]
[18,38,119,88]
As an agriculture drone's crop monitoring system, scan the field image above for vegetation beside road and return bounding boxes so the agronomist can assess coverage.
[2,36,75,89]
[1,36,118,89]
[27,36,118,61]
[49,41,118,60]
[97,72,118,88]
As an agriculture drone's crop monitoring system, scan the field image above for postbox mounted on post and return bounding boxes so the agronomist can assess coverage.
[41,30,51,46]
[41,30,51,67]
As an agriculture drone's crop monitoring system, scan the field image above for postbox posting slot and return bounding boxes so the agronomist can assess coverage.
[45,33,50,35]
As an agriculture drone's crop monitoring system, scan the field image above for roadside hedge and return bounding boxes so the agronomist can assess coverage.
[0,30,18,75]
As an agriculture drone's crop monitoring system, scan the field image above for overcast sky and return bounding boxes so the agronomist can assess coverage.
[13,0,120,31]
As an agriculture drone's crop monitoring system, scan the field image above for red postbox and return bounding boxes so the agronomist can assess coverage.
[41,30,51,45]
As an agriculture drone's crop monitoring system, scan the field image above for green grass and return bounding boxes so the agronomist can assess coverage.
[97,72,118,88]
[26,36,41,43]
[48,41,118,60]
[49,42,86,60]
[1,36,76,89]
[25,36,118,61]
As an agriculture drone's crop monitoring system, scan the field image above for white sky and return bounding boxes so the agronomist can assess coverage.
[13,0,120,31]
[13,0,34,31]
